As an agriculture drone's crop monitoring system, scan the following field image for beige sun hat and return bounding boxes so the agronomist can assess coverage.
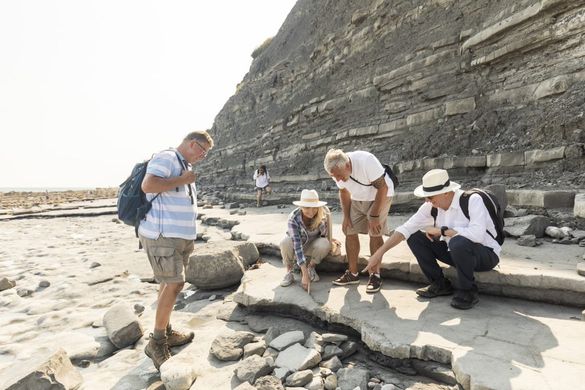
[413,169,461,198]
[293,189,327,207]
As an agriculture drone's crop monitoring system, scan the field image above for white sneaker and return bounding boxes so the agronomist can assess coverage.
[309,267,320,282]
[281,272,294,287]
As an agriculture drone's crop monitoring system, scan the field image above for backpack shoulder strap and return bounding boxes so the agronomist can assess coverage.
[349,176,372,186]
[430,206,438,227]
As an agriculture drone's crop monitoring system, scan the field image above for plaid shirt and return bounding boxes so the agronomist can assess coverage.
[287,207,328,266]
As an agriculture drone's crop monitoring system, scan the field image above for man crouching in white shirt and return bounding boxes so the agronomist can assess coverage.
[363,169,500,310]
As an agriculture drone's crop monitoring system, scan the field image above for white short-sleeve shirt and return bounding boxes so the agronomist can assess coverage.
[334,151,395,201]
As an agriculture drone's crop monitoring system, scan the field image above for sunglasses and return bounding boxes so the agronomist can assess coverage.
[194,141,208,156]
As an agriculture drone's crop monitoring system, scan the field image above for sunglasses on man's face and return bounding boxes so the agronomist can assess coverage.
[194,141,208,156]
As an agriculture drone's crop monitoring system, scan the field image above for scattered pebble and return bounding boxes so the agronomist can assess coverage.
[90,262,101,269]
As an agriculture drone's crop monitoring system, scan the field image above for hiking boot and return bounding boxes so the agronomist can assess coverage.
[281,271,294,287]
[144,333,171,370]
[416,279,454,298]
[167,327,194,347]
[309,267,320,282]
[366,274,382,294]
[450,289,479,310]
[332,270,360,286]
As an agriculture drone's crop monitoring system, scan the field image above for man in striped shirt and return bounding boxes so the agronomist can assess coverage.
[139,130,213,370]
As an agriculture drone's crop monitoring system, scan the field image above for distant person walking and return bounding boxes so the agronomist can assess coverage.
[139,130,214,369]
[253,164,272,207]
[324,149,394,294]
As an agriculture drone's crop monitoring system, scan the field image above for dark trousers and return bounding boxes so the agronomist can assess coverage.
[406,231,499,290]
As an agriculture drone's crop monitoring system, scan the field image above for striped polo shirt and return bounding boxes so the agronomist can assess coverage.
[138,149,197,240]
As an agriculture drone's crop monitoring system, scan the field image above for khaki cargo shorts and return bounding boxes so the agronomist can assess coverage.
[345,197,392,237]
[139,235,194,284]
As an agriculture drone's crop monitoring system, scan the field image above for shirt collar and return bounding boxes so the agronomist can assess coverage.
[448,189,464,211]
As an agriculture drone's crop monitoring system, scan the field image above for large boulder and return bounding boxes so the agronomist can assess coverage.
[210,331,255,361]
[2,349,83,390]
[186,242,259,289]
[103,303,144,349]
[504,215,551,238]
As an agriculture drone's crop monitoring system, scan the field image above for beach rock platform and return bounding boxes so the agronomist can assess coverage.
[234,258,585,390]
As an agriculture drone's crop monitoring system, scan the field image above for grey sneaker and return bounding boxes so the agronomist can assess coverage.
[281,271,294,287]
[309,267,320,282]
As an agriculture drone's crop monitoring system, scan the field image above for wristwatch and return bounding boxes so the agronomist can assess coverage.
[440,226,449,237]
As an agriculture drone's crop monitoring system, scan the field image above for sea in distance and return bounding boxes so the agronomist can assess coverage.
[0,187,98,193]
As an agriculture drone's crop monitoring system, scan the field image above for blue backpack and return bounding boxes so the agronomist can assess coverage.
[117,151,184,236]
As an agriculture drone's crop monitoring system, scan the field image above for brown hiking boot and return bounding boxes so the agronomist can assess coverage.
[144,333,171,370]
[167,327,194,347]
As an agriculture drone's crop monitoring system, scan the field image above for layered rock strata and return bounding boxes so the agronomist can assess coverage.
[199,0,585,196]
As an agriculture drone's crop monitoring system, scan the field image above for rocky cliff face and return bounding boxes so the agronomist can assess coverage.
[199,0,585,197]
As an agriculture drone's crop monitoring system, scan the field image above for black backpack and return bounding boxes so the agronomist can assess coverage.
[349,163,399,189]
[430,188,505,245]
[117,151,187,237]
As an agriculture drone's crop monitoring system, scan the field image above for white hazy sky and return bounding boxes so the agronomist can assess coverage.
[0,0,296,188]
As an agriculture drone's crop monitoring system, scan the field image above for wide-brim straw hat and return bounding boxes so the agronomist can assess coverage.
[293,189,327,207]
[413,169,461,197]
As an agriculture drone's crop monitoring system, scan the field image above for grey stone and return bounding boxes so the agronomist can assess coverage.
[504,215,550,238]
[262,347,279,360]
[275,343,322,371]
[319,356,343,372]
[16,288,33,297]
[338,340,359,359]
[571,230,585,240]
[306,375,325,390]
[254,375,284,390]
[269,330,305,351]
[2,348,83,390]
[305,331,324,353]
[380,385,399,390]
[133,304,145,315]
[337,367,369,390]
[264,326,280,344]
[577,262,585,277]
[273,366,290,381]
[234,382,256,390]
[210,331,255,361]
[411,359,457,386]
[234,355,274,384]
[324,374,338,390]
[487,152,524,167]
[285,369,313,387]
[160,353,198,390]
[575,194,585,219]
[444,97,475,116]
[90,262,101,269]
[545,226,568,239]
[320,333,348,344]
[243,340,267,358]
[0,277,16,291]
[321,344,343,360]
[517,235,537,247]
[38,280,50,288]
[103,303,143,348]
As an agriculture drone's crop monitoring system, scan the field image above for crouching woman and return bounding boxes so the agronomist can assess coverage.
[280,189,335,290]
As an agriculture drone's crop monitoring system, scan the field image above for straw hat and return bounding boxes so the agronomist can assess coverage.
[413,169,461,197]
[293,189,327,207]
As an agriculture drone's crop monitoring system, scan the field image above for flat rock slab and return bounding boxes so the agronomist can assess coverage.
[1,348,83,390]
[201,206,585,306]
[234,260,585,390]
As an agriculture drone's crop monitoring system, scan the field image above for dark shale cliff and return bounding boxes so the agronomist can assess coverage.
[198,0,585,201]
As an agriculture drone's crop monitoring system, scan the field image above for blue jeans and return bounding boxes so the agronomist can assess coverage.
[406,231,499,290]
